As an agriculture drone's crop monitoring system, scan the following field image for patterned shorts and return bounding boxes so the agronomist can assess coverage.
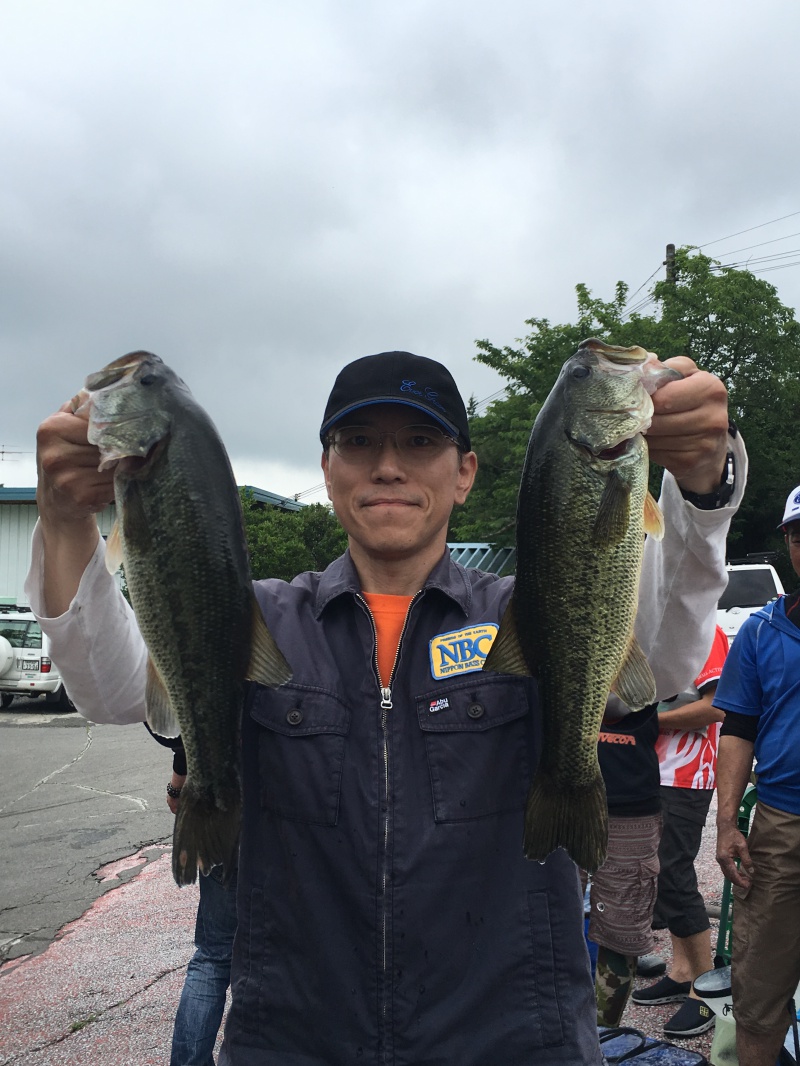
[587,813,662,957]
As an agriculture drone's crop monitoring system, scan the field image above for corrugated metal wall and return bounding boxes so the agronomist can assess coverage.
[0,502,116,605]
[448,543,516,575]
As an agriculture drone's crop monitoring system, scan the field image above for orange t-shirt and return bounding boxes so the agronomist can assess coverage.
[362,593,414,687]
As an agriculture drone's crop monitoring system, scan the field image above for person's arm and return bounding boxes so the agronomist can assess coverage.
[24,405,148,725]
[657,684,724,733]
[166,772,188,815]
[715,733,756,889]
[634,359,746,698]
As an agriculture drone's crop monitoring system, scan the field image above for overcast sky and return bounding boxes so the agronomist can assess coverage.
[3,0,800,502]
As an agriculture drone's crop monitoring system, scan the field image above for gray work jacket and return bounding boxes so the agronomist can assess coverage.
[220,549,601,1065]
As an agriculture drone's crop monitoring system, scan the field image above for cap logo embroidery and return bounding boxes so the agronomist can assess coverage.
[400,378,447,413]
[429,624,499,679]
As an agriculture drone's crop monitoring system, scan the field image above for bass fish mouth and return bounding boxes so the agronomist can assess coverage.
[85,354,148,391]
[595,439,635,461]
[569,433,638,462]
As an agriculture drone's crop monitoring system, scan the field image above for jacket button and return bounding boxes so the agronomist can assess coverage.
[467,702,484,719]
[286,708,303,726]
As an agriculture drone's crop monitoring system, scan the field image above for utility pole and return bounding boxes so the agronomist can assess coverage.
[664,243,676,282]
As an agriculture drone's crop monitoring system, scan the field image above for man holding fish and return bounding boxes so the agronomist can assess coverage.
[28,346,742,1064]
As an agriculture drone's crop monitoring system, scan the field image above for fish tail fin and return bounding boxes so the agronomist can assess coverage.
[172,782,241,887]
[523,772,609,873]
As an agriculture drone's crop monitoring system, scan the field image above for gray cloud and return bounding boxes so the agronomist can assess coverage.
[2,0,800,497]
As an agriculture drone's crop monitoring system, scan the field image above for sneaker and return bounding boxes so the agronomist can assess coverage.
[631,975,692,1005]
[636,953,667,978]
[663,996,716,1037]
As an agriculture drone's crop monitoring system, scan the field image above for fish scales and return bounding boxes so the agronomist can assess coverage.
[119,409,252,795]
[484,338,681,872]
[76,351,291,886]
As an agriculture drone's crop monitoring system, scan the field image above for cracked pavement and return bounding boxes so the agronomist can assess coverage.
[0,703,203,1064]
[0,705,178,965]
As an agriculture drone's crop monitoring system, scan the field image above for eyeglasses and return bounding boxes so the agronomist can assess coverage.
[326,424,459,463]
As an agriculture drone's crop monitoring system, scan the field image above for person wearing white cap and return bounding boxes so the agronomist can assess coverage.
[714,486,800,1066]
[779,483,800,527]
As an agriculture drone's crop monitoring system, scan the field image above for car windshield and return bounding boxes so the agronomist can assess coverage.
[0,620,43,650]
[718,570,780,611]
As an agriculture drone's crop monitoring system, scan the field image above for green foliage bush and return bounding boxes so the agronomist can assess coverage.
[450,248,800,587]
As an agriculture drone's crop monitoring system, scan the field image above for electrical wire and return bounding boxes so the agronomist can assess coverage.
[471,387,508,415]
[698,210,800,250]
[623,264,663,307]
[713,230,800,260]
[293,481,326,501]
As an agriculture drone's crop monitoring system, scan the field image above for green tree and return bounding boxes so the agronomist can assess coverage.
[240,494,347,581]
[450,248,800,586]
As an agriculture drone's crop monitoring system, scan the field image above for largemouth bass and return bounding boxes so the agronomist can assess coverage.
[73,351,292,886]
[483,338,681,872]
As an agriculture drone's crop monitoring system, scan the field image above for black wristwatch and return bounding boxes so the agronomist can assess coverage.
[680,448,736,510]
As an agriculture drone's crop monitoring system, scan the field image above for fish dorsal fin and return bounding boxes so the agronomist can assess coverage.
[145,656,181,738]
[611,635,657,711]
[105,520,124,575]
[246,594,293,688]
[482,600,533,677]
[592,468,631,548]
[644,491,665,541]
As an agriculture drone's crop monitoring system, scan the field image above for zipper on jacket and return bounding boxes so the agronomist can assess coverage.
[356,590,423,1060]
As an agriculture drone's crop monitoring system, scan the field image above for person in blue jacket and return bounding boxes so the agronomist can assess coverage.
[29,349,739,1065]
[714,485,800,1066]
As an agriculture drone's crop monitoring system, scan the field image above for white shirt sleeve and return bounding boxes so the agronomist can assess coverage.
[24,433,747,721]
[24,523,148,725]
[635,431,747,700]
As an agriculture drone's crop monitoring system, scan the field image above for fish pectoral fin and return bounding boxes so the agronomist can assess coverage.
[246,595,293,688]
[144,657,181,738]
[120,479,153,552]
[104,520,124,574]
[611,636,657,711]
[592,469,631,548]
[482,600,533,676]
[643,491,665,541]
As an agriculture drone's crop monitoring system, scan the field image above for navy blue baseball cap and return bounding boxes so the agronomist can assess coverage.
[320,351,471,450]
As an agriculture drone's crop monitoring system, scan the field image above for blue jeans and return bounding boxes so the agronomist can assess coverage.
[171,865,238,1066]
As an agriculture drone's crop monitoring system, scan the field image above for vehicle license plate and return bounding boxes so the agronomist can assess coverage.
[22,660,39,671]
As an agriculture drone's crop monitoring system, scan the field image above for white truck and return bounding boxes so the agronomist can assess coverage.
[716,557,785,646]
[0,603,74,711]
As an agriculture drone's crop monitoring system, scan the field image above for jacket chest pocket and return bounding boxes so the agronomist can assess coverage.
[417,678,531,822]
[250,686,351,825]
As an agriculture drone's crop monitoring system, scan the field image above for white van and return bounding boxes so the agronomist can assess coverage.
[0,604,74,711]
[716,561,785,646]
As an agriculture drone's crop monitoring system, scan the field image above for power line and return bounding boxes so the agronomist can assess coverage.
[293,481,326,501]
[698,210,800,250]
[471,387,507,414]
[710,247,800,271]
[622,293,658,320]
[623,264,663,307]
[714,230,800,260]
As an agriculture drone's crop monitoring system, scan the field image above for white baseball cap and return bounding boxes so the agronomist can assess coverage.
[778,484,800,528]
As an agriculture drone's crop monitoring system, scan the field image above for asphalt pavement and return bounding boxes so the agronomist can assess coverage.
[0,699,206,1065]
